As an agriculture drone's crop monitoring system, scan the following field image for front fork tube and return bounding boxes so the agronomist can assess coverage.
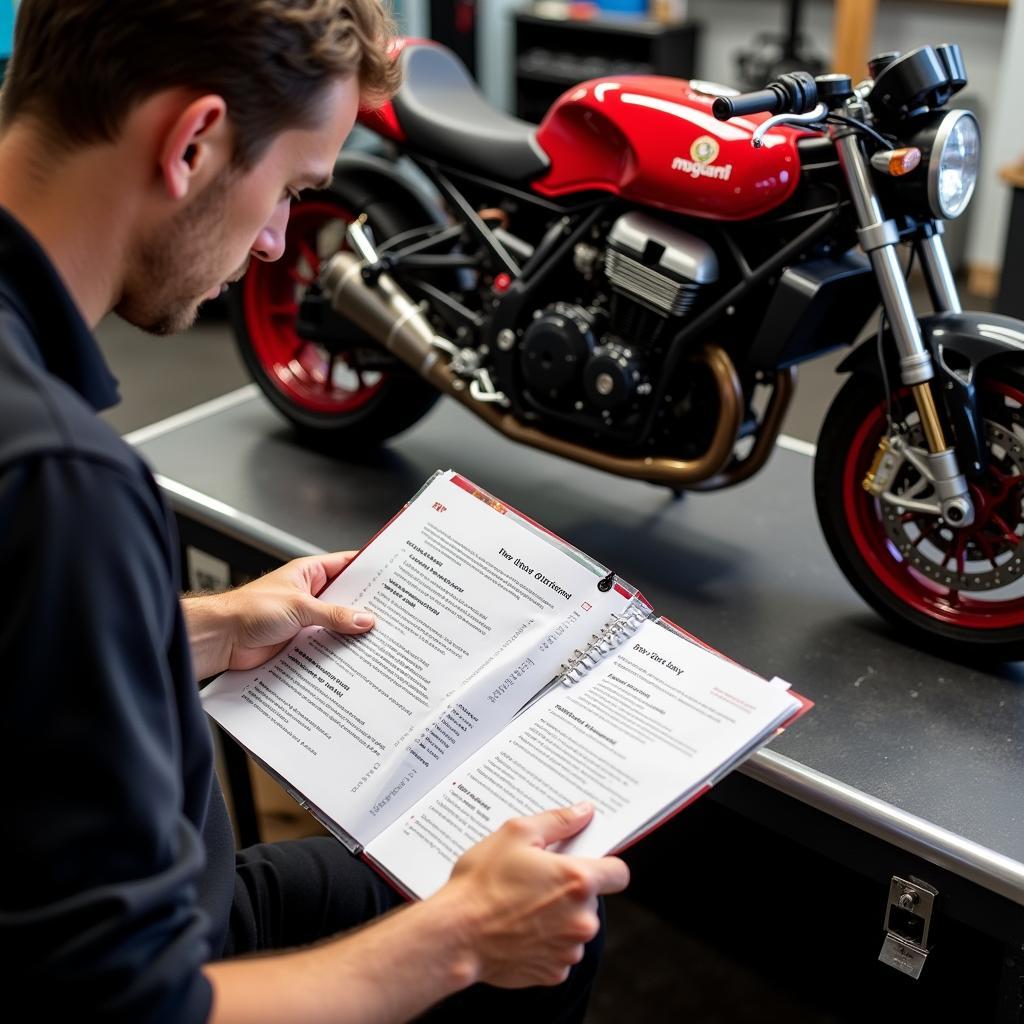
[834,129,975,527]
[915,230,986,479]
[918,228,962,314]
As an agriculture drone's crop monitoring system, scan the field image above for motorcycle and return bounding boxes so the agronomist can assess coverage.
[230,40,1024,660]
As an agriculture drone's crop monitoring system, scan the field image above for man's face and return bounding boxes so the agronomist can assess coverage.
[116,76,359,335]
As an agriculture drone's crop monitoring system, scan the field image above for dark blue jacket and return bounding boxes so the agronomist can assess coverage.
[0,207,233,1020]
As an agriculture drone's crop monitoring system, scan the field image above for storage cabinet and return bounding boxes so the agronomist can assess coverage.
[513,10,700,122]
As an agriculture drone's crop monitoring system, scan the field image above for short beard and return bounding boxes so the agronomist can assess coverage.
[116,167,241,336]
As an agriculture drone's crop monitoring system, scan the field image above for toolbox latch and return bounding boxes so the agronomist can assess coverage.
[878,875,938,980]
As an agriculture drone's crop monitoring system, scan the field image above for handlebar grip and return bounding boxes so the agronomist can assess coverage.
[712,73,818,122]
[712,88,784,121]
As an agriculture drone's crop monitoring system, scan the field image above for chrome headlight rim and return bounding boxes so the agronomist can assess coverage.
[927,108,980,220]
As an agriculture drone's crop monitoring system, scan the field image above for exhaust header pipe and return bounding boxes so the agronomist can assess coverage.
[319,222,747,488]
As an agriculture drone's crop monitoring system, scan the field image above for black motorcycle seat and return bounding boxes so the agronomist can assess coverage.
[392,44,551,183]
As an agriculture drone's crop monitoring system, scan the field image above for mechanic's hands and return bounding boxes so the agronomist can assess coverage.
[437,803,629,989]
[183,551,374,678]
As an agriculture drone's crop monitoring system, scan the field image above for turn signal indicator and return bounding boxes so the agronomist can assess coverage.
[870,147,922,177]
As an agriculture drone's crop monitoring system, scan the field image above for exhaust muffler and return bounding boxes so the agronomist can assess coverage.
[320,228,443,382]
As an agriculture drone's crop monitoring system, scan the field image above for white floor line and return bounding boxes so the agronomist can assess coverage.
[776,433,818,458]
[124,384,260,447]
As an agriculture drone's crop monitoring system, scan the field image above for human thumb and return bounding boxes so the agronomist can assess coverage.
[530,802,594,847]
[299,596,375,634]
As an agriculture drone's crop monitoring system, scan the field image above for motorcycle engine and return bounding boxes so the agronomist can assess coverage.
[518,212,718,435]
[604,210,718,318]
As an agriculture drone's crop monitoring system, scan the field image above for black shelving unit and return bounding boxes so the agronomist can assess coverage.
[429,0,478,80]
[513,9,700,123]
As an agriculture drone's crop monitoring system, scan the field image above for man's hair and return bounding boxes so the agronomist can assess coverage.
[1,0,401,166]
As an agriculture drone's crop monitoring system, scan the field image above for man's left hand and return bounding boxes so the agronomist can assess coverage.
[182,551,374,679]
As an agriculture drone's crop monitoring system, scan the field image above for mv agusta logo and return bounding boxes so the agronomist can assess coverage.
[671,135,733,182]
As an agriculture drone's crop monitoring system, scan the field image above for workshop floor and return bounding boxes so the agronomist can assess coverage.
[93,288,955,1024]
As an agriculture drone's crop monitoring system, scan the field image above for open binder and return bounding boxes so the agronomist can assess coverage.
[202,469,811,898]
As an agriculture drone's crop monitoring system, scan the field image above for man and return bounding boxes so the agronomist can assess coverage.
[0,2,629,1021]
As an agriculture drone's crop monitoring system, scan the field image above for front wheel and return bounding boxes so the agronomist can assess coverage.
[229,183,440,446]
[815,367,1024,660]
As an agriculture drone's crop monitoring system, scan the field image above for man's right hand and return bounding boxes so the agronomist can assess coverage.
[435,802,630,989]
[206,804,628,1024]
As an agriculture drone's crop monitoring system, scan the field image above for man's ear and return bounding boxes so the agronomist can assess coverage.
[159,95,229,201]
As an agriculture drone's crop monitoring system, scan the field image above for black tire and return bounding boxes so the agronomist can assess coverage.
[229,180,439,447]
[814,367,1024,661]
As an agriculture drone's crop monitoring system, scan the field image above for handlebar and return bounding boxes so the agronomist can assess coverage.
[712,72,818,122]
[712,88,786,121]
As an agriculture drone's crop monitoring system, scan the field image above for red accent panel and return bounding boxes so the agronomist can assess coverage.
[357,103,406,142]
[355,37,437,141]
[533,78,805,221]
[455,0,476,34]
[780,691,816,730]
[449,473,495,500]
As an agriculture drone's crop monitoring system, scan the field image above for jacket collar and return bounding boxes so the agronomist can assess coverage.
[0,205,120,411]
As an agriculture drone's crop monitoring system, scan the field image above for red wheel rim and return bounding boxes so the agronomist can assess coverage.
[843,379,1024,630]
[242,200,386,415]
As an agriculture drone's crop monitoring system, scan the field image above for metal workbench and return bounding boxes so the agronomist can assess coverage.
[132,385,1024,1018]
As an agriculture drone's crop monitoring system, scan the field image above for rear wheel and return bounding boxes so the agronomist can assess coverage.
[815,367,1024,660]
[229,183,439,445]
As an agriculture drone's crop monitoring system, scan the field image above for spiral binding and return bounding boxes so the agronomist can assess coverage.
[558,596,651,687]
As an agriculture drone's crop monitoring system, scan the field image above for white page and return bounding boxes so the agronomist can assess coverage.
[366,618,800,897]
[201,471,632,846]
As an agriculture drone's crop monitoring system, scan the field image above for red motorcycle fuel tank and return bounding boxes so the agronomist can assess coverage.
[533,77,805,221]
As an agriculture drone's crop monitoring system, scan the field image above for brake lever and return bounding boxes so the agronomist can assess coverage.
[751,103,828,148]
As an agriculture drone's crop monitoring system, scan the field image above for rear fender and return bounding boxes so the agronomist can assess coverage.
[837,311,1024,478]
[330,150,445,236]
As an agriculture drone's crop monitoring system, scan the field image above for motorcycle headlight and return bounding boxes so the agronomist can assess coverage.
[927,110,980,219]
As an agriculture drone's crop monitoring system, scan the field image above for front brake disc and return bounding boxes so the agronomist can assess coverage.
[881,421,1024,591]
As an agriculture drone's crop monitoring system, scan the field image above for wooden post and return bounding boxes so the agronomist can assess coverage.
[832,0,878,79]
